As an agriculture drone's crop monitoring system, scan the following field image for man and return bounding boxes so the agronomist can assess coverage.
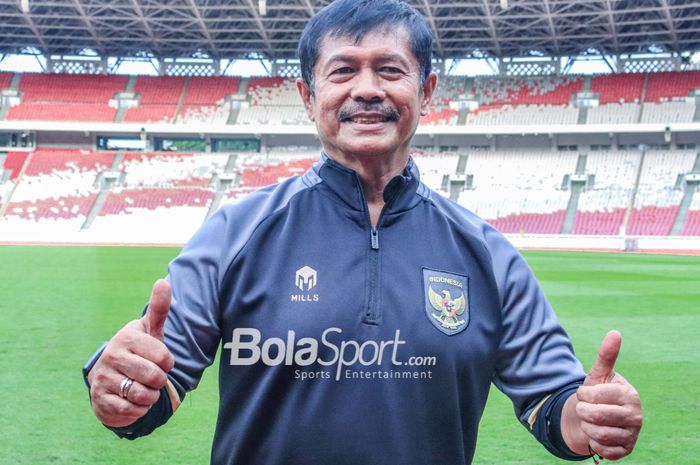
[83,1,642,464]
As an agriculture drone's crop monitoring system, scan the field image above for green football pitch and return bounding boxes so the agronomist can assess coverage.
[0,245,698,465]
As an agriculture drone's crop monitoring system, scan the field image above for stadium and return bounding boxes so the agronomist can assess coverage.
[0,1,698,464]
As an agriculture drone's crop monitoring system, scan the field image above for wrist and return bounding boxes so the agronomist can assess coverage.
[561,392,592,456]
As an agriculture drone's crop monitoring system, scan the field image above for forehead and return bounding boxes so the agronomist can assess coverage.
[315,27,417,68]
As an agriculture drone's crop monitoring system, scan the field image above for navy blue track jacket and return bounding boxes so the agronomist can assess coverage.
[89,155,588,464]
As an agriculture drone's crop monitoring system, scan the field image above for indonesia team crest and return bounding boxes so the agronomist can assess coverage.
[422,268,470,335]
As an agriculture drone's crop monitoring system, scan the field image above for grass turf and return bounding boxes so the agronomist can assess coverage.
[0,246,698,464]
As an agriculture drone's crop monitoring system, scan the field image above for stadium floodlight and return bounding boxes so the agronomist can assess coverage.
[500,0,508,9]
[20,0,29,13]
[258,0,267,16]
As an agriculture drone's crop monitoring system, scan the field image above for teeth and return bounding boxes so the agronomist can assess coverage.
[351,117,385,124]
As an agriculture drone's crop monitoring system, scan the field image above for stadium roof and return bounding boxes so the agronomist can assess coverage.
[0,0,699,61]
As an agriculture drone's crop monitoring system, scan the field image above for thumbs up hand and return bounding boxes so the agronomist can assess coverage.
[573,331,643,460]
[142,279,171,341]
[87,279,176,428]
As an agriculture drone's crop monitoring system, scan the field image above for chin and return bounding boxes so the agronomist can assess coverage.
[343,144,396,158]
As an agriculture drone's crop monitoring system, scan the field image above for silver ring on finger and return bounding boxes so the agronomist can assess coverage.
[119,376,135,399]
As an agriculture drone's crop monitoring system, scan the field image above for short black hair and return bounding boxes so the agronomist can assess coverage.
[298,0,433,93]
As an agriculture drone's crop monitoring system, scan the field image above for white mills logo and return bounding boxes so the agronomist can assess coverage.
[296,266,317,291]
[292,266,319,302]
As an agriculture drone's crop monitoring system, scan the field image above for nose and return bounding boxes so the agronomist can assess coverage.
[349,69,386,102]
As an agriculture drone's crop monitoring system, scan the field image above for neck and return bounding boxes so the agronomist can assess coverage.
[325,149,409,226]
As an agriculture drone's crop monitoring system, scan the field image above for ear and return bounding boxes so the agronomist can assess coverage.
[296,78,316,121]
[419,72,438,117]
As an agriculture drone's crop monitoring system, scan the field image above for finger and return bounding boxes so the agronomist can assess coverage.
[579,421,637,448]
[143,279,171,341]
[589,439,632,461]
[94,394,150,426]
[576,401,642,428]
[584,330,622,386]
[94,369,161,407]
[128,333,175,373]
[122,379,161,407]
[110,324,175,372]
[577,383,640,406]
[112,352,169,390]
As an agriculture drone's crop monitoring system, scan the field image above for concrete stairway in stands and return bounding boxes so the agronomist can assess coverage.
[81,152,124,229]
[227,77,249,125]
[205,153,240,221]
[561,153,587,234]
[113,76,137,123]
[670,152,700,235]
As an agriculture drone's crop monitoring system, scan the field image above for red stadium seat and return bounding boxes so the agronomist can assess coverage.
[571,209,626,235]
[680,210,700,236]
[3,152,30,180]
[487,210,566,234]
[590,74,645,104]
[645,71,700,102]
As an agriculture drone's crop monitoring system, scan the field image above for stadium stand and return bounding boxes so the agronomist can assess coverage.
[1,67,700,243]
[457,151,576,233]
[123,76,185,123]
[183,76,240,105]
[475,75,583,106]
[467,75,582,125]
[590,73,645,104]
[235,152,317,190]
[119,152,227,187]
[645,71,700,102]
[411,151,459,190]
[5,193,97,221]
[640,102,696,124]
[680,195,700,236]
[0,72,12,89]
[237,77,310,125]
[132,76,185,104]
[3,71,700,127]
[0,151,29,208]
[176,76,240,125]
[100,187,214,215]
[572,151,639,235]
[421,76,463,125]
[21,148,114,177]
[2,151,29,180]
[7,73,127,122]
[587,103,640,125]
[467,104,579,125]
[627,150,697,235]
[4,149,111,206]
[85,186,215,242]
[2,146,699,241]
[16,73,127,103]
[8,103,117,122]
[2,148,113,226]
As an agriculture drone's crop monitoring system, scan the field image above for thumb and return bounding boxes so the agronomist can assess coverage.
[143,279,171,341]
[584,330,622,386]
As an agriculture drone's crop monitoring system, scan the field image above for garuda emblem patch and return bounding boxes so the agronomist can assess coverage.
[422,268,470,335]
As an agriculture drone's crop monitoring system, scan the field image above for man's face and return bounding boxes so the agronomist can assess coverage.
[297,27,437,161]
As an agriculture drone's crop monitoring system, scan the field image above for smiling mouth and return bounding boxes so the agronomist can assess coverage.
[338,105,400,124]
[343,115,392,124]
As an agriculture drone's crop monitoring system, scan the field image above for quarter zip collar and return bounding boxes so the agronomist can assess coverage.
[311,152,422,215]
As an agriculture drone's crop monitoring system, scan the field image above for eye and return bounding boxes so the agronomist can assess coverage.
[331,67,354,75]
[380,66,405,74]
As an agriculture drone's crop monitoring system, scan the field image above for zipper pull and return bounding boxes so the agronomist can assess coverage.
[370,227,379,250]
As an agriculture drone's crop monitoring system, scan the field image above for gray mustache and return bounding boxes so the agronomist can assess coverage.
[338,103,400,122]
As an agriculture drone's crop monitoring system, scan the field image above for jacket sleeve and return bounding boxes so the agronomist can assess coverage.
[483,225,589,460]
[84,208,229,439]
